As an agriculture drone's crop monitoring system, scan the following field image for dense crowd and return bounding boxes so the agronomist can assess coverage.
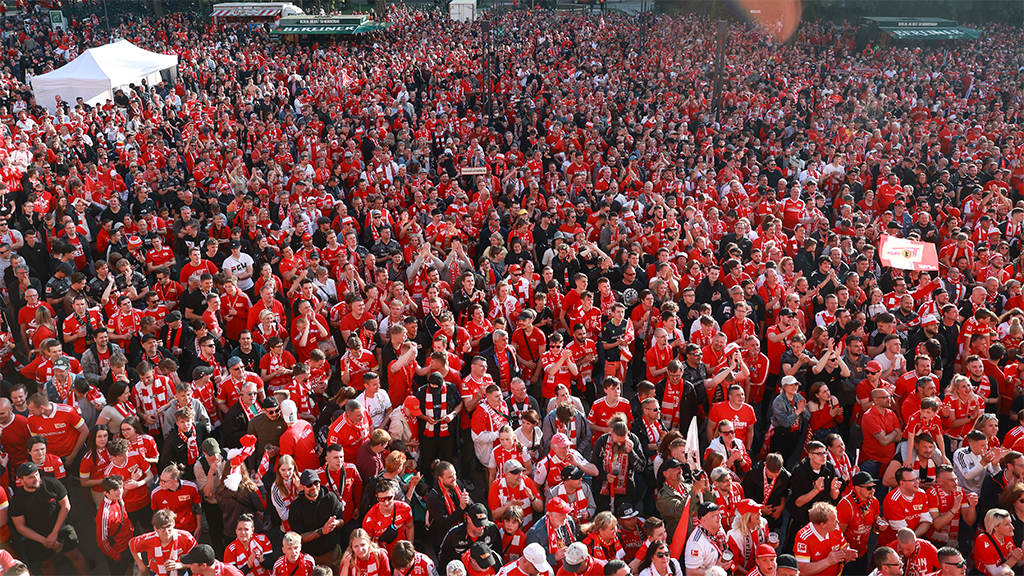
[0,3,1019,576]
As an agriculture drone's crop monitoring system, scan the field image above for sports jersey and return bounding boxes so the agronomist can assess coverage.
[151,481,203,533]
[927,485,969,545]
[836,492,879,556]
[587,397,632,435]
[363,501,412,553]
[130,529,197,576]
[973,531,1017,576]
[707,402,757,445]
[104,454,152,512]
[273,553,316,576]
[97,496,135,560]
[881,489,931,545]
[793,523,848,576]
[489,477,541,527]
[225,533,273,576]
[27,402,85,458]
[326,414,370,463]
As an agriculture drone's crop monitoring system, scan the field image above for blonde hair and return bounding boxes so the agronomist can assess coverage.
[581,511,617,535]
[283,531,302,548]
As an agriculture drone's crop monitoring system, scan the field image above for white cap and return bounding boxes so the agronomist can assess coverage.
[523,543,552,573]
[447,560,467,576]
[280,399,298,425]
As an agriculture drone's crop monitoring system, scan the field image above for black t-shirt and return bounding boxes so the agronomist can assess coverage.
[10,476,67,536]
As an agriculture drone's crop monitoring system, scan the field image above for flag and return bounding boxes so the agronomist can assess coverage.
[669,494,692,558]
[684,416,700,471]
[341,70,354,88]
[879,235,939,271]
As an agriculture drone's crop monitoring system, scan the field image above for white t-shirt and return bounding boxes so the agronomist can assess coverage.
[222,253,255,290]
[357,390,392,429]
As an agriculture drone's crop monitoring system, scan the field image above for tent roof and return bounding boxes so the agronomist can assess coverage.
[33,39,178,87]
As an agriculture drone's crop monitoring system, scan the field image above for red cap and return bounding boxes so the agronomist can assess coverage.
[756,544,777,558]
[128,235,142,248]
[866,360,882,372]
[403,396,422,417]
[946,208,961,218]
[301,233,312,241]
[736,499,763,516]
[547,498,572,515]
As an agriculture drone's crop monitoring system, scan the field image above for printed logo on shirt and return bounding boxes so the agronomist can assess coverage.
[796,543,807,553]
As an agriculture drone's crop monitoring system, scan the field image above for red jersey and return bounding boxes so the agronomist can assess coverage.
[130,530,197,575]
[260,351,297,392]
[103,455,152,512]
[273,554,316,576]
[225,534,273,576]
[317,463,363,525]
[927,485,969,545]
[27,403,85,458]
[707,402,757,445]
[880,489,931,545]
[150,480,202,533]
[326,414,370,462]
[836,492,879,556]
[363,501,413,553]
[540,349,574,398]
[793,524,848,576]
[587,397,632,434]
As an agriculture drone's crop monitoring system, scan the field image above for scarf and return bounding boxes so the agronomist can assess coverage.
[827,449,853,481]
[403,407,419,442]
[763,467,779,503]
[547,522,568,556]
[556,418,578,446]
[911,454,936,483]
[642,417,663,459]
[930,486,964,543]
[53,375,74,405]
[480,401,510,432]
[244,402,264,422]
[114,402,137,419]
[601,440,629,496]
[441,484,464,515]
[493,445,522,475]
[180,427,198,465]
[424,384,449,437]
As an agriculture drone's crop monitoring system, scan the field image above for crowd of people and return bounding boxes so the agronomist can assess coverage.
[0,2,1019,576]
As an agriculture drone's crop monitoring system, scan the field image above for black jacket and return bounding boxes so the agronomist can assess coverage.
[159,426,207,481]
[425,483,471,548]
[786,458,839,526]
[481,345,520,390]
[591,432,646,499]
[289,489,345,556]
[438,521,502,569]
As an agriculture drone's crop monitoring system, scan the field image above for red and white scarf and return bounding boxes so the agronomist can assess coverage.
[424,384,450,437]
[180,427,198,465]
[556,419,578,447]
[911,455,937,483]
[827,449,853,481]
[642,417,663,461]
[480,401,510,433]
[441,484,465,515]
[113,401,137,420]
[547,521,569,556]
[930,486,965,543]
[601,441,629,496]
[763,467,779,503]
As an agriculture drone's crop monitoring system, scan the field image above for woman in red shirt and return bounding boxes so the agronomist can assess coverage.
[974,509,1023,576]
[79,424,111,507]
[340,529,391,576]
[362,478,413,555]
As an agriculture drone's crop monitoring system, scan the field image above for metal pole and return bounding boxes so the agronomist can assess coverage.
[102,0,110,34]
[710,19,727,123]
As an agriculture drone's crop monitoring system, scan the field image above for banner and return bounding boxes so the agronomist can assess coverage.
[879,235,939,271]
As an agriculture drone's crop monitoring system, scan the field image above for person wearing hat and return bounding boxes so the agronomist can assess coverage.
[181,543,244,575]
[549,464,597,525]
[684,502,728,574]
[288,468,345,570]
[246,395,286,470]
[556,541,605,576]
[746,544,779,576]
[490,459,543,527]
[10,460,90,574]
[769,375,808,463]
[524,496,580,571]
[439,502,503,568]
[279,398,319,472]
[835,471,881,574]
[221,379,263,449]
[724,498,769,574]
[463,540,502,576]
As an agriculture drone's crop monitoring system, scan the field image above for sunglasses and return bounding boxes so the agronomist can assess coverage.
[378,495,394,502]
[265,409,280,416]
[655,552,669,559]
[942,560,967,569]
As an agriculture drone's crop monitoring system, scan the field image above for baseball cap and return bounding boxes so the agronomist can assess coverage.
[280,399,298,424]
[866,360,882,372]
[852,471,877,487]
[560,465,584,481]
[562,543,589,573]
[260,397,280,410]
[736,499,763,516]
[550,433,570,448]
[52,356,71,371]
[778,555,799,571]
[503,460,525,475]
[660,458,683,471]
[57,262,74,276]
[296,470,320,488]
[447,561,467,576]
[466,503,491,527]
[697,502,721,518]
[141,334,157,343]
[228,240,240,250]
[920,314,938,326]
[192,365,214,380]
[547,498,572,515]
[227,356,243,368]
[181,544,216,566]
[523,544,552,574]
[616,503,639,519]
[469,541,497,569]
[201,438,220,456]
[17,462,38,477]
[780,375,799,387]
[756,544,777,558]
[403,396,422,417]
[777,308,794,317]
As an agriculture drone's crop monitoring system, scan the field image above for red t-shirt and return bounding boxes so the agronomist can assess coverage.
[363,501,413,553]
[793,524,848,576]
[260,351,297,391]
[974,531,1017,575]
[861,406,900,463]
[326,415,370,462]
[150,480,202,532]
[707,402,757,445]
[103,455,152,512]
[836,492,878,556]
[880,489,931,545]
[27,403,85,458]
[130,530,197,575]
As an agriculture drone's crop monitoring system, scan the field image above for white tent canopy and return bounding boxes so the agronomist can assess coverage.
[31,40,178,113]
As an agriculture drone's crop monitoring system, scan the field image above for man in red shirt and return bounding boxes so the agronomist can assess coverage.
[893,528,938,576]
[62,295,105,355]
[880,468,933,546]
[541,334,579,400]
[0,397,31,471]
[104,438,155,527]
[151,467,202,539]
[27,393,88,461]
[512,310,547,385]
[318,444,363,526]
[326,399,370,463]
[836,472,880,575]
[860,388,902,480]
[107,294,142,345]
[97,476,137,575]
[587,377,631,437]
[707,385,757,450]
[793,502,858,576]
[279,399,319,471]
